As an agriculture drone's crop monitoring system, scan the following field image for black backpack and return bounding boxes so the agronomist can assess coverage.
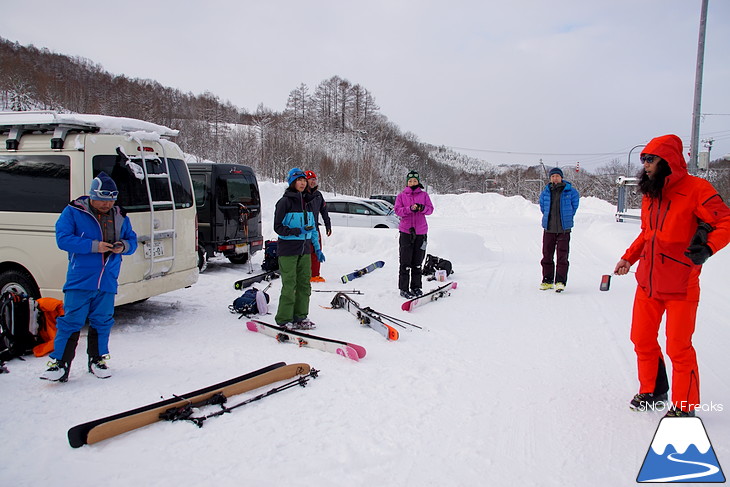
[229,288,270,318]
[261,240,279,271]
[422,254,454,279]
[0,292,43,362]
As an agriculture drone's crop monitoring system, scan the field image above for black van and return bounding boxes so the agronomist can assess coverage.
[188,162,263,270]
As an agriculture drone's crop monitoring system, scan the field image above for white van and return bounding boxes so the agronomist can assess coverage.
[0,111,198,305]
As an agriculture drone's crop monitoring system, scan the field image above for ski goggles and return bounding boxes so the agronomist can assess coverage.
[93,189,119,198]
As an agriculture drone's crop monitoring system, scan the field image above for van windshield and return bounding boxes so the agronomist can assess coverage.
[93,155,194,212]
[217,174,260,206]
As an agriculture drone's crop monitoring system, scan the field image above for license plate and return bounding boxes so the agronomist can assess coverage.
[144,241,164,258]
[235,243,248,255]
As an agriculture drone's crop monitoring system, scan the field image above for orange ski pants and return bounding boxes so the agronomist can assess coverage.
[630,286,700,411]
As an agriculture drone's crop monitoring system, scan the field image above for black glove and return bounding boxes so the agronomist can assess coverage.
[685,244,713,265]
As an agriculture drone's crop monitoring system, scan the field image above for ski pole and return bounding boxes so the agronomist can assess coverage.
[312,289,363,294]
[372,310,423,330]
[162,369,319,427]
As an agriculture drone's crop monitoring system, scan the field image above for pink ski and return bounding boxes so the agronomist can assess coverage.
[402,282,458,312]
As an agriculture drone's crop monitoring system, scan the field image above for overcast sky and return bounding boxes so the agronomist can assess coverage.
[2,0,729,171]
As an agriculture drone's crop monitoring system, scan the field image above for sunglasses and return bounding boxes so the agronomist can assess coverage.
[95,190,119,198]
[640,155,658,164]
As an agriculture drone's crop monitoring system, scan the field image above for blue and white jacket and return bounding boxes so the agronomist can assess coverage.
[55,196,138,294]
[274,188,321,257]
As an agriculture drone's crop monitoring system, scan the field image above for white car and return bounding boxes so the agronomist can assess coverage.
[360,198,395,215]
[326,198,400,228]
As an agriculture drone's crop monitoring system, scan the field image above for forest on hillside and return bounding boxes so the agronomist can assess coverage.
[1,37,728,203]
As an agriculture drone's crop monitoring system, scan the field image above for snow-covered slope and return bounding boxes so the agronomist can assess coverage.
[1,182,728,486]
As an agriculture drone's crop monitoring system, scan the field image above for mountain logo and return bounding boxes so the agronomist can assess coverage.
[637,417,725,483]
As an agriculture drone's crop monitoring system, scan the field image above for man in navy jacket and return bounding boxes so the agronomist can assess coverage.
[41,172,137,382]
[539,167,580,292]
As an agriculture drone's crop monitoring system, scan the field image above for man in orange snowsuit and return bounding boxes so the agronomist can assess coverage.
[615,134,730,416]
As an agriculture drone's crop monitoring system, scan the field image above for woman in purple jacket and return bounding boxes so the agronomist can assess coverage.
[394,170,434,298]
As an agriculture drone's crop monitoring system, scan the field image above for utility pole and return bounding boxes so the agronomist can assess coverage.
[689,0,709,174]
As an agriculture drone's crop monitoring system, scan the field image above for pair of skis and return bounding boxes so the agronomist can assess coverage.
[328,293,422,341]
[67,362,315,448]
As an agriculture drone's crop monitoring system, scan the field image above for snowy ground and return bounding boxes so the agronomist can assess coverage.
[2,181,729,486]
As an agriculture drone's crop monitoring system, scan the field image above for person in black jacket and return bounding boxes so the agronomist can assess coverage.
[304,170,332,282]
[273,168,325,330]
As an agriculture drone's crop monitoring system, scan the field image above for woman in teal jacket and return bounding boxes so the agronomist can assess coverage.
[273,168,324,329]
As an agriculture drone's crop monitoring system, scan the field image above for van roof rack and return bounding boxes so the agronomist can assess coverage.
[0,111,179,150]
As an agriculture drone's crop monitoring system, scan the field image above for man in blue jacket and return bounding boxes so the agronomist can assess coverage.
[41,172,137,382]
[539,167,580,292]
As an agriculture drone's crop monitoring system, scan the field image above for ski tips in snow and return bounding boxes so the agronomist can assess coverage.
[67,362,312,448]
[401,281,458,312]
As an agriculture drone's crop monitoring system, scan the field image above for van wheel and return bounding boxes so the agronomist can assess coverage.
[227,254,249,265]
[197,248,208,273]
[374,224,389,229]
[0,269,41,298]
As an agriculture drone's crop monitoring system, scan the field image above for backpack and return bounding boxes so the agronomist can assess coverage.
[0,291,44,362]
[229,288,270,318]
[261,240,279,272]
[422,254,454,279]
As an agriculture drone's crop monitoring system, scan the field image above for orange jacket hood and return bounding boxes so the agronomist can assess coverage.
[641,134,688,185]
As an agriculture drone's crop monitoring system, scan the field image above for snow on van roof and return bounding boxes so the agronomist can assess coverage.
[0,111,178,137]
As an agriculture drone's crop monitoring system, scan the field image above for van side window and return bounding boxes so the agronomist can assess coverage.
[0,155,70,212]
[191,174,207,208]
[93,155,194,212]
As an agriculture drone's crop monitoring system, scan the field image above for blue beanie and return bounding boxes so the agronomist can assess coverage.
[549,167,564,178]
[89,172,118,201]
[287,167,306,186]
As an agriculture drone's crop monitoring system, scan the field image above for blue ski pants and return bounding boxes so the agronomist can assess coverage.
[51,289,115,362]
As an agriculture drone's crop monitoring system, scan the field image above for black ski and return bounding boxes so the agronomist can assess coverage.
[67,362,311,448]
[233,270,279,290]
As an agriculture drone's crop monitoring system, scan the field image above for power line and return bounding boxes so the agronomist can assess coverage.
[447,146,626,157]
